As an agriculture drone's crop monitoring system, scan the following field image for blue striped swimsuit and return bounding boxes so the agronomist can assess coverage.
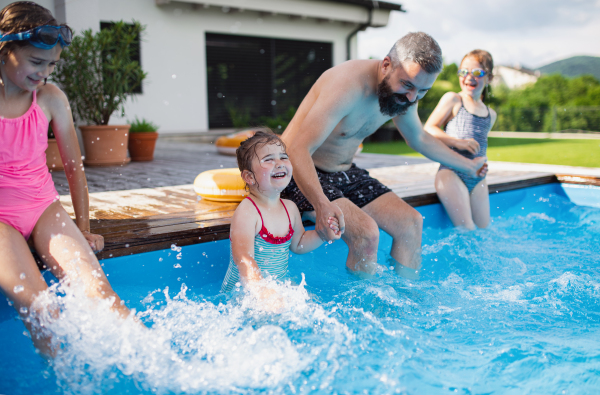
[439,104,492,192]
[221,197,294,293]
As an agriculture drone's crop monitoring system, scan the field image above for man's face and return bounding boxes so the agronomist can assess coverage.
[378,59,437,117]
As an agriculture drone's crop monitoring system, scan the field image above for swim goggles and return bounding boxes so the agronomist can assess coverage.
[457,68,486,78]
[0,25,72,49]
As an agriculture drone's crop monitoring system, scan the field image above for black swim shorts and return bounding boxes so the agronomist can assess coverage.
[281,163,392,213]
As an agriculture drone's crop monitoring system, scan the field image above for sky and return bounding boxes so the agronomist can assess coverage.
[358,0,600,68]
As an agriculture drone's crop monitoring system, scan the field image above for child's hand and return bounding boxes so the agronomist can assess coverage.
[82,230,104,252]
[252,285,284,312]
[327,216,342,239]
[476,162,488,177]
[455,138,480,155]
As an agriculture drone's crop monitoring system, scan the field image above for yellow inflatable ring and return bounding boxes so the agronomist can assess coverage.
[356,143,363,155]
[194,168,248,202]
[215,130,255,156]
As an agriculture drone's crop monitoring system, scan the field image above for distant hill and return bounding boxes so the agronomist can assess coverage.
[537,56,600,81]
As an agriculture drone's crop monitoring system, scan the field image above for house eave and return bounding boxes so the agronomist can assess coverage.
[155,0,401,27]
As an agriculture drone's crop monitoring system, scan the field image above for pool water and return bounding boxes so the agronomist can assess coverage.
[1,183,599,394]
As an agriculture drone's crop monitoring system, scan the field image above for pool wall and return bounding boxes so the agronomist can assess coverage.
[1,182,597,314]
[96,182,598,292]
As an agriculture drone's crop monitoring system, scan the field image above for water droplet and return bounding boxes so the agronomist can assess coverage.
[13,285,24,294]
[158,257,163,262]
[171,244,182,252]
[19,273,26,280]
[19,307,28,314]
[173,263,181,268]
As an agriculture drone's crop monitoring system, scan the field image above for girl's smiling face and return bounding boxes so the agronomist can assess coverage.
[1,44,61,91]
[248,142,292,195]
[459,56,488,98]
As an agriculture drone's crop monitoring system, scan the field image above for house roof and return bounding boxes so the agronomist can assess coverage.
[328,0,404,12]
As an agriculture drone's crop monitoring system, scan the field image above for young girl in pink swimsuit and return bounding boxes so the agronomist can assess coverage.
[0,2,130,356]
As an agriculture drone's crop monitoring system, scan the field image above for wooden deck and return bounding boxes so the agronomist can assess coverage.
[57,162,600,260]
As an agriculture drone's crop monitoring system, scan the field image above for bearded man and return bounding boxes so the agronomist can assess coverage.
[281,32,487,276]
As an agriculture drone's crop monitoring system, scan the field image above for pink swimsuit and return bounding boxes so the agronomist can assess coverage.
[0,90,59,240]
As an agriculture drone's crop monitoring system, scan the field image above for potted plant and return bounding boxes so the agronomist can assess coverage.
[53,21,147,166]
[45,125,64,171]
[128,117,159,161]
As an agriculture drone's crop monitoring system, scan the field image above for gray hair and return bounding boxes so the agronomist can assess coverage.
[387,32,443,74]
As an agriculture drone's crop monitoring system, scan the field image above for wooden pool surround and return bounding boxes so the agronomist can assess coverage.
[57,165,599,260]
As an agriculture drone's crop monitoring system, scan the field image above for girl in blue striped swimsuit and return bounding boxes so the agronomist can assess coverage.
[221,130,340,308]
[424,50,497,230]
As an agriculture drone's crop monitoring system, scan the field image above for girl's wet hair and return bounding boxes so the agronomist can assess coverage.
[462,49,494,101]
[0,1,69,56]
[236,128,287,190]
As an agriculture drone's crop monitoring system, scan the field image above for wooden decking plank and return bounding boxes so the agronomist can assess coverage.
[55,163,597,260]
[556,174,600,186]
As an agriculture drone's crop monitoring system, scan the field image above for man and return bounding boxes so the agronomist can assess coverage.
[281,32,487,275]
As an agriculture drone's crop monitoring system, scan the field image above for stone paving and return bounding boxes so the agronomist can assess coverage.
[51,139,431,195]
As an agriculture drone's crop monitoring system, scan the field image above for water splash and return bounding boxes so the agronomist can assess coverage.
[31,275,351,394]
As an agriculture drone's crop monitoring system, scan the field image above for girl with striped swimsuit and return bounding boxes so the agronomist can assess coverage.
[221,130,340,309]
[424,50,497,230]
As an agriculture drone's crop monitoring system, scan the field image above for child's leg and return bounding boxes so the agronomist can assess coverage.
[0,222,55,355]
[30,201,129,318]
[470,179,490,228]
[435,169,476,230]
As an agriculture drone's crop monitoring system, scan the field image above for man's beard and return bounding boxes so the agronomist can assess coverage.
[377,76,417,117]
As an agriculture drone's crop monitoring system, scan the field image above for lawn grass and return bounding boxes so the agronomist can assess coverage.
[362,138,600,167]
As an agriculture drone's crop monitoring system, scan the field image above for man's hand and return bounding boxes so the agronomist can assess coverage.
[453,138,480,155]
[82,230,104,253]
[316,201,345,241]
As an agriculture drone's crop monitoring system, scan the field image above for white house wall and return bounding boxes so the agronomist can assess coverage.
[71,0,367,133]
[0,0,389,133]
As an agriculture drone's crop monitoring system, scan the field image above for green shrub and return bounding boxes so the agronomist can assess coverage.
[258,106,296,133]
[128,116,159,133]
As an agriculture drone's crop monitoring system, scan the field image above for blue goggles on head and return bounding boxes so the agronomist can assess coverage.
[0,25,72,49]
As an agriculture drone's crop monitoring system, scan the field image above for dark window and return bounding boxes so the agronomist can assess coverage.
[206,33,332,129]
[100,21,142,94]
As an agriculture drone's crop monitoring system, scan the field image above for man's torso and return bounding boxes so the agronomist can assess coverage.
[284,60,395,172]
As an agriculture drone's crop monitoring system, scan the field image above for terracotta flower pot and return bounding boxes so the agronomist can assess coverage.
[80,125,131,167]
[45,138,64,171]
[128,132,159,161]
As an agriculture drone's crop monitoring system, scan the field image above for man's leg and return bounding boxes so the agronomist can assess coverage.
[303,198,380,275]
[362,192,423,271]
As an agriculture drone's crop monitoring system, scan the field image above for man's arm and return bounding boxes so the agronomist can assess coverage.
[283,82,358,240]
[394,105,487,177]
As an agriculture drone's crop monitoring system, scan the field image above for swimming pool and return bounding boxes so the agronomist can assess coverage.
[1,182,599,394]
